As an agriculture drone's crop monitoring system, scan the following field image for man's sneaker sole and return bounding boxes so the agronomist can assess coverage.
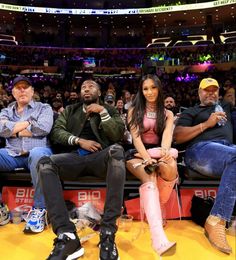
[66,247,85,260]
[23,226,45,234]
[98,246,120,260]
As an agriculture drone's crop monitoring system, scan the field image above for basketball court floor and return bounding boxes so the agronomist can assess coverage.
[0,220,235,260]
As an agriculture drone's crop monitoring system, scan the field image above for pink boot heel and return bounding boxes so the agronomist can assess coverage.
[156,241,176,256]
[139,182,176,256]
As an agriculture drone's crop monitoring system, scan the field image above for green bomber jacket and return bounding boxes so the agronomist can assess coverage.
[50,102,125,152]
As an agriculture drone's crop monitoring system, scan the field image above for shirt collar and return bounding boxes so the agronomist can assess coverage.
[10,100,35,111]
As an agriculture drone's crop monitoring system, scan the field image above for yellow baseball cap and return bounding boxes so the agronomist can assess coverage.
[199,78,219,89]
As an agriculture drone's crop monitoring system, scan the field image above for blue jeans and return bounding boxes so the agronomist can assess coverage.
[0,147,53,208]
[185,140,236,222]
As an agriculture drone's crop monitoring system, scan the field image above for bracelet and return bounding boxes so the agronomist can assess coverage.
[75,137,80,145]
[200,123,203,133]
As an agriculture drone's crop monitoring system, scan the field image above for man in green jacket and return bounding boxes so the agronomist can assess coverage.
[38,79,126,260]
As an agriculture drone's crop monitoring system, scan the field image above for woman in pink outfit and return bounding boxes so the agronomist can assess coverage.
[126,74,178,256]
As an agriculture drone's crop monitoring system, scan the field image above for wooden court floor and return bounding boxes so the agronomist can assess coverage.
[0,220,235,260]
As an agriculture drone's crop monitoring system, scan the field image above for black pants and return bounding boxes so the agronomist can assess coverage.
[38,144,126,235]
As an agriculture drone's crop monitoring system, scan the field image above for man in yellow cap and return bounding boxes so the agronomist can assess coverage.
[174,78,235,255]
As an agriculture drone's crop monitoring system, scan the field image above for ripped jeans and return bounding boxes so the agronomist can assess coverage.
[38,144,126,235]
[185,140,236,222]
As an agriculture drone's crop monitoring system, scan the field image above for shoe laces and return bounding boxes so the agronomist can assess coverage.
[54,234,69,246]
[100,232,116,250]
[215,224,228,243]
[50,235,70,256]
[99,233,118,260]
[25,208,48,226]
[207,219,229,247]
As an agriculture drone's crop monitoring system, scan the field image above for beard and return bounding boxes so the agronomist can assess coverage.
[81,95,98,105]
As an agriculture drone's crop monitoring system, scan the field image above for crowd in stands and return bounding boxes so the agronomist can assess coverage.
[0,67,236,114]
[0,60,236,113]
[0,42,235,71]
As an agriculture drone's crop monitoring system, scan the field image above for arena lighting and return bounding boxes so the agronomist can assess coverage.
[195,62,215,72]
[0,0,235,16]
[198,54,212,63]
[175,73,198,82]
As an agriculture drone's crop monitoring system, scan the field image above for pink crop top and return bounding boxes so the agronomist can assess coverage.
[141,113,160,145]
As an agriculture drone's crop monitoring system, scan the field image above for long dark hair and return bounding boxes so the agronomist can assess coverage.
[128,74,166,137]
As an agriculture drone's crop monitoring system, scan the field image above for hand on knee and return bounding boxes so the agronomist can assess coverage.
[159,162,178,181]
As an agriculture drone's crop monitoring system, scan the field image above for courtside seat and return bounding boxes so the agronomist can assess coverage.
[61,170,140,190]
[0,168,141,192]
[175,146,220,187]
[177,161,220,187]
[0,168,31,182]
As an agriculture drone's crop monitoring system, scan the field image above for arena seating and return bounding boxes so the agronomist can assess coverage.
[0,143,220,193]
[0,135,221,189]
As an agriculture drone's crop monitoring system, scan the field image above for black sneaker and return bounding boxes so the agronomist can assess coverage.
[99,230,120,260]
[47,233,84,260]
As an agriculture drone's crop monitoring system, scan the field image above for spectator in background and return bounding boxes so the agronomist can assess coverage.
[40,87,52,104]
[55,92,63,100]
[116,99,131,146]
[116,99,127,118]
[106,82,116,99]
[1,93,10,108]
[123,90,132,110]
[126,74,177,256]
[104,93,115,107]
[164,96,178,115]
[164,96,180,125]
[38,79,126,260]
[67,91,79,106]
[174,78,235,255]
[63,90,70,106]
[51,97,65,119]
[223,80,235,107]
[0,76,53,232]
[33,91,41,102]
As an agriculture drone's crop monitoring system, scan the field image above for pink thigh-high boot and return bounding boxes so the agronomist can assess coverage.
[139,182,176,256]
[157,176,178,226]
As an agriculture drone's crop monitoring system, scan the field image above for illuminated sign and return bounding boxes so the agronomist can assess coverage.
[0,0,235,15]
